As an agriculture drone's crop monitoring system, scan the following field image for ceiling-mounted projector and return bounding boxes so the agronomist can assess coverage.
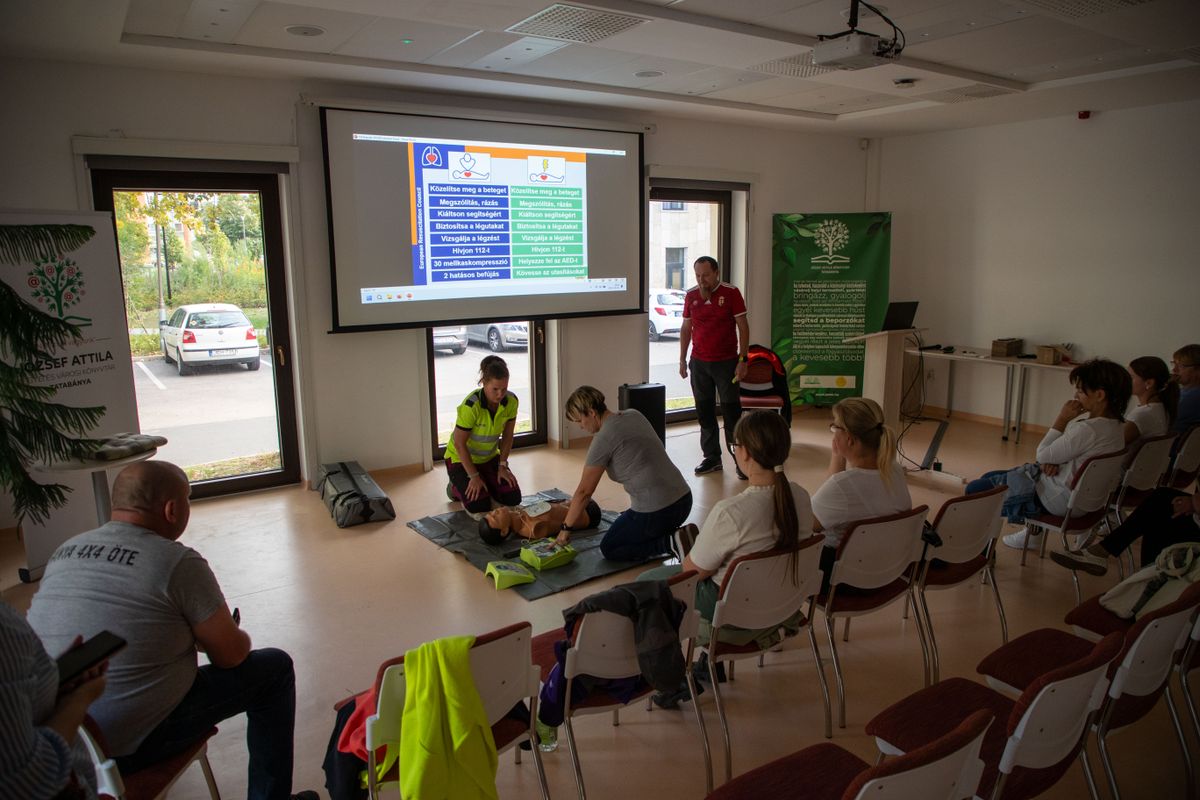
[811,31,897,69]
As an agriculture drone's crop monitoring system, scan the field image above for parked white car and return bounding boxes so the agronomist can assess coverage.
[160,303,261,376]
[648,289,685,341]
[432,325,468,355]
[467,322,528,352]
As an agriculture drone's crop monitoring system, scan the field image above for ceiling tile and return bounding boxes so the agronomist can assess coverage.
[123,0,192,37]
[643,66,774,96]
[594,18,805,69]
[506,43,638,81]
[335,17,480,62]
[423,30,524,67]
[233,2,374,52]
[466,36,568,71]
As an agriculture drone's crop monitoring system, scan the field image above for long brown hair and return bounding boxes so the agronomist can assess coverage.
[1129,355,1178,425]
[733,411,800,581]
[832,397,898,488]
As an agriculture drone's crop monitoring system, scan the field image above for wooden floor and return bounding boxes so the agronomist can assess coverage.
[2,408,1192,799]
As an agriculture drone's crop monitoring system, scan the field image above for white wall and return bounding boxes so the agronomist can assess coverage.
[880,100,1200,426]
[0,58,868,496]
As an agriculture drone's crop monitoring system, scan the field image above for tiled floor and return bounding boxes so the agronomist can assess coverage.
[3,408,1191,799]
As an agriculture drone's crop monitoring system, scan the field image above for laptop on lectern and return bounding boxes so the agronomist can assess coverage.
[880,301,918,332]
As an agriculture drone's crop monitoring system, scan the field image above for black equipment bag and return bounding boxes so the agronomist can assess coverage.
[316,461,396,528]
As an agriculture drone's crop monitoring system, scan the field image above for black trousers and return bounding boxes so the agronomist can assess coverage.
[1102,487,1200,567]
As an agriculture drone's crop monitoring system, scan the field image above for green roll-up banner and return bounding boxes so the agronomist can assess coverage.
[771,212,891,405]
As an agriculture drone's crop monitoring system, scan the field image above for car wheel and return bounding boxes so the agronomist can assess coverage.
[162,339,175,364]
[648,320,660,342]
[451,345,466,355]
[487,328,504,352]
[175,348,193,376]
[246,356,261,371]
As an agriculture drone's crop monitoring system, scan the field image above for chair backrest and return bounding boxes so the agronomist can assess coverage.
[370,622,537,749]
[1169,425,1200,489]
[740,359,776,390]
[79,716,125,800]
[843,709,992,800]
[830,506,929,591]
[999,632,1124,773]
[1107,581,1200,703]
[1119,434,1176,495]
[565,572,697,681]
[711,536,825,631]
[928,486,1007,565]
[1064,450,1126,516]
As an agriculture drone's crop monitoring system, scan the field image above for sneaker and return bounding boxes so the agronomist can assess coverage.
[1001,527,1043,550]
[1050,548,1110,577]
[694,457,723,475]
[292,792,320,800]
[651,680,704,710]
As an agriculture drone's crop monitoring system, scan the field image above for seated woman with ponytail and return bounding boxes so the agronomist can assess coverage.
[641,410,813,708]
[811,397,912,578]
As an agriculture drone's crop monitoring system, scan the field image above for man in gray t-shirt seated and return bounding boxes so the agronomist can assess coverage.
[28,460,315,800]
[556,385,693,562]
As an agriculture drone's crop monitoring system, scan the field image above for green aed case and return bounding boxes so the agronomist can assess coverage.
[520,539,578,571]
[484,560,536,589]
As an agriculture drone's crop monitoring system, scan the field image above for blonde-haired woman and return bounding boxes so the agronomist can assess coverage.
[811,397,911,576]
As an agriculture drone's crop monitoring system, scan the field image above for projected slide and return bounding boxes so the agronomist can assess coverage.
[322,108,642,330]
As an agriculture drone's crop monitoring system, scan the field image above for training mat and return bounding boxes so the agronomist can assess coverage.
[406,488,664,600]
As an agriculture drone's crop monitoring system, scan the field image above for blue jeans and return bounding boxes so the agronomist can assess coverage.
[690,357,741,460]
[601,491,693,562]
[966,466,1045,524]
[116,648,297,800]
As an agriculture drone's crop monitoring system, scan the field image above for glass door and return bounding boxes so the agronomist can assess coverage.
[92,169,300,497]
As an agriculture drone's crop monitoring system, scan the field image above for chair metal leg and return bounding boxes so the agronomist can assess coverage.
[916,586,939,685]
[199,753,221,800]
[1071,569,1083,606]
[685,661,714,794]
[989,771,1009,800]
[1166,683,1196,799]
[902,592,910,619]
[708,653,734,784]
[515,743,522,764]
[757,652,764,668]
[843,617,851,642]
[728,659,736,681]
[807,623,833,739]
[1182,663,1200,743]
[1020,526,1032,566]
[563,715,588,800]
[1080,748,1102,800]
[985,563,1009,643]
[527,694,552,800]
[823,611,847,728]
[874,751,886,766]
[1039,525,1051,559]
[1096,705,1121,800]
[611,708,619,726]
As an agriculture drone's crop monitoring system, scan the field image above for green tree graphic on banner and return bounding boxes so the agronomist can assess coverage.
[771,212,891,405]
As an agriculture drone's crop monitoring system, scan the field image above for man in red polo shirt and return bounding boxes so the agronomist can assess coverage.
[679,256,749,477]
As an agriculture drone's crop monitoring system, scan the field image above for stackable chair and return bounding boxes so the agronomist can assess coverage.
[816,505,930,728]
[1102,433,1177,577]
[364,622,550,800]
[705,709,992,800]
[80,718,220,800]
[975,582,1200,800]
[1166,425,1200,490]
[1174,612,1200,745]
[1020,449,1126,571]
[698,537,831,783]
[866,632,1123,800]
[737,357,785,415]
[551,571,712,798]
[914,485,1009,684]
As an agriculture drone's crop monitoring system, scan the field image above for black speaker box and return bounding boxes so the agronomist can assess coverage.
[618,382,666,443]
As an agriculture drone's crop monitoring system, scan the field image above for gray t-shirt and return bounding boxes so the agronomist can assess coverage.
[27,522,225,757]
[586,410,690,512]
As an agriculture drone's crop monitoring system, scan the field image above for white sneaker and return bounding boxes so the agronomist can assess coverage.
[1002,527,1043,550]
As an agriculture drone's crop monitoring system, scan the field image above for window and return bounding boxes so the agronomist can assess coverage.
[662,201,686,211]
[665,247,687,291]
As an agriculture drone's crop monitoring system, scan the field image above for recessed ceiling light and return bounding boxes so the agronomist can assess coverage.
[285,24,325,37]
[635,70,663,78]
[401,38,413,45]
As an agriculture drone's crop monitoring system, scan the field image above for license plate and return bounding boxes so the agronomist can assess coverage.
[209,349,236,356]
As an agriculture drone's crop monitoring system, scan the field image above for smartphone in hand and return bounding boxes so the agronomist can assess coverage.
[57,630,126,687]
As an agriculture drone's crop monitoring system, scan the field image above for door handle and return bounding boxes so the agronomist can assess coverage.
[275,346,286,367]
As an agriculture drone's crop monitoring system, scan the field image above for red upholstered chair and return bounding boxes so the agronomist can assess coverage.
[705,709,992,800]
[737,358,785,414]
[535,571,712,798]
[1166,425,1200,490]
[975,582,1200,800]
[816,505,930,728]
[1020,449,1126,571]
[363,622,550,800]
[916,485,1009,684]
[699,538,831,783]
[80,717,220,800]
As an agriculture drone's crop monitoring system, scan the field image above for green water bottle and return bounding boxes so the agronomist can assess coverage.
[535,718,558,752]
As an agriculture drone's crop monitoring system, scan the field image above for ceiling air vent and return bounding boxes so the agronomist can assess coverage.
[918,84,1018,103]
[751,52,839,79]
[1017,0,1154,20]
[507,4,647,45]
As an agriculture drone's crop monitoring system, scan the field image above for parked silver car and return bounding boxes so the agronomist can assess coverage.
[432,325,467,355]
[467,322,528,352]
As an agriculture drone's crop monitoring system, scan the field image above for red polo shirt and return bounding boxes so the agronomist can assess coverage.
[683,282,746,362]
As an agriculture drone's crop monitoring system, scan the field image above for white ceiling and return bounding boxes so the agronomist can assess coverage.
[2,0,1199,135]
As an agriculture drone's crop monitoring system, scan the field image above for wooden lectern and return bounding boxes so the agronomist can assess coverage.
[843,329,921,432]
